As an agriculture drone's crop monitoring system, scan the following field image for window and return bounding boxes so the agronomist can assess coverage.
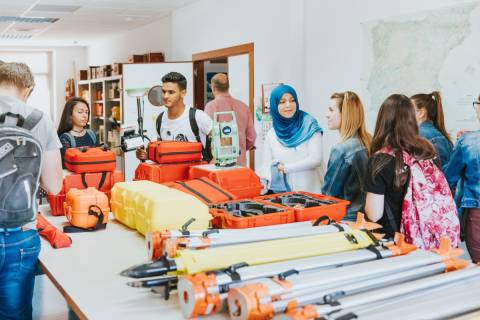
[0,51,54,119]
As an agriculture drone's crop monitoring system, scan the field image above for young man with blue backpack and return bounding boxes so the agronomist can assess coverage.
[0,62,63,319]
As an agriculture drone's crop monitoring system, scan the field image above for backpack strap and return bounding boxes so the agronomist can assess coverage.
[156,112,164,141]
[22,109,43,130]
[189,108,201,143]
[384,204,400,238]
[0,112,25,127]
[64,132,76,148]
[86,129,97,145]
[189,108,212,161]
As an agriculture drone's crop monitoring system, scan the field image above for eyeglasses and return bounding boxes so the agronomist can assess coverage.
[473,101,480,109]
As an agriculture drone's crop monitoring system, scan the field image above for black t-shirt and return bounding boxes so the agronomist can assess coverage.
[365,154,407,238]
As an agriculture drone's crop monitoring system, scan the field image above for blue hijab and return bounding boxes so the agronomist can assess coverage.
[270,84,323,148]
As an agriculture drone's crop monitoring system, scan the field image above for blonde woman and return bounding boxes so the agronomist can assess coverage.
[322,92,372,221]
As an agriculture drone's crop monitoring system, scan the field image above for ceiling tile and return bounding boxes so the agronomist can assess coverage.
[0,0,199,45]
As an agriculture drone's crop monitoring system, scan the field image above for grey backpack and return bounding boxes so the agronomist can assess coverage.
[0,110,43,228]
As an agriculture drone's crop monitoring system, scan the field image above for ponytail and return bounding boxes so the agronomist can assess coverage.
[430,91,452,146]
[410,91,452,146]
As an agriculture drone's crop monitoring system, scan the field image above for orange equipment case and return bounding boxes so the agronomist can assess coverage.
[209,199,295,229]
[46,192,66,216]
[189,165,262,199]
[147,141,202,164]
[135,161,206,183]
[47,170,123,216]
[164,178,236,204]
[63,170,123,194]
[64,187,110,230]
[64,147,116,173]
[254,191,350,222]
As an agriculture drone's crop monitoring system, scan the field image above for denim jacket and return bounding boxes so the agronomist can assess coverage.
[322,135,369,221]
[443,130,480,209]
[419,121,453,167]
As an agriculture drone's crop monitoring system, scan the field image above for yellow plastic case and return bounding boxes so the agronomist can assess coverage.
[111,181,166,229]
[134,187,210,235]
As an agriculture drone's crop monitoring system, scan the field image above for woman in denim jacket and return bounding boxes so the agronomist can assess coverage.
[443,98,480,262]
[410,92,453,167]
[322,92,371,221]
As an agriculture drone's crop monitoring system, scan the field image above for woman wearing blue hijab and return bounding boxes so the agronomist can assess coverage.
[258,84,324,193]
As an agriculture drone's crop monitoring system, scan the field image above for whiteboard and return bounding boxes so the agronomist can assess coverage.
[122,62,193,181]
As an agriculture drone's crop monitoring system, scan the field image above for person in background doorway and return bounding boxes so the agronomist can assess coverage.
[0,62,63,320]
[258,84,324,193]
[410,91,453,167]
[136,72,212,161]
[322,92,372,221]
[204,73,256,166]
[57,97,97,160]
[443,96,480,262]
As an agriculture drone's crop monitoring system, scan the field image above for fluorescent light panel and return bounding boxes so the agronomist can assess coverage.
[0,16,59,23]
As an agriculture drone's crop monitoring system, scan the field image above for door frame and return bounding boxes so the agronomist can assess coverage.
[192,43,255,169]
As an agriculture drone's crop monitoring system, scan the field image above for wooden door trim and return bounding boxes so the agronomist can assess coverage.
[192,43,254,61]
[192,43,255,170]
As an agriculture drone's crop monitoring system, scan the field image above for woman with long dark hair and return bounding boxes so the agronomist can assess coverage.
[364,94,439,238]
[57,97,97,158]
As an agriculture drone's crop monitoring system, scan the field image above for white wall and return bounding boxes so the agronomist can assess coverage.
[171,0,306,100]
[83,0,477,167]
[0,46,88,125]
[53,46,88,124]
[303,0,477,155]
[87,16,171,66]
[170,0,306,168]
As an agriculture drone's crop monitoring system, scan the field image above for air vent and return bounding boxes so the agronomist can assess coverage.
[0,34,32,39]
[31,4,81,13]
[0,16,59,24]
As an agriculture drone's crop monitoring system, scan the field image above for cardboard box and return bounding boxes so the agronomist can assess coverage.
[78,70,88,81]
[103,65,112,77]
[128,55,145,63]
[89,66,99,79]
[112,63,123,75]
[146,52,164,63]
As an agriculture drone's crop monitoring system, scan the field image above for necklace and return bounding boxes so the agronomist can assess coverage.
[71,128,85,134]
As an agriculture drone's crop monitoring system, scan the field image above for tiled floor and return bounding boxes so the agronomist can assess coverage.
[32,275,69,320]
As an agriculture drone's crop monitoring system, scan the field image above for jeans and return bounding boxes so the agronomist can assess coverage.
[465,208,480,263]
[0,230,40,320]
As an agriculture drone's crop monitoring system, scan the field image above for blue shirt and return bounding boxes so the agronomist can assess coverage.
[322,135,369,221]
[419,121,453,167]
[443,130,480,209]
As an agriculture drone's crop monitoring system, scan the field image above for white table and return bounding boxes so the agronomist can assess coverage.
[38,205,226,320]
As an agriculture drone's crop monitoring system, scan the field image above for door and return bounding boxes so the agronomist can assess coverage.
[192,43,255,169]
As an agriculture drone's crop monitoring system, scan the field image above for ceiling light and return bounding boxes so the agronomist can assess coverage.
[31,4,81,13]
[0,16,59,24]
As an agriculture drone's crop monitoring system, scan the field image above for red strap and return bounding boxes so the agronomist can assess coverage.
[37,213,72,249]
